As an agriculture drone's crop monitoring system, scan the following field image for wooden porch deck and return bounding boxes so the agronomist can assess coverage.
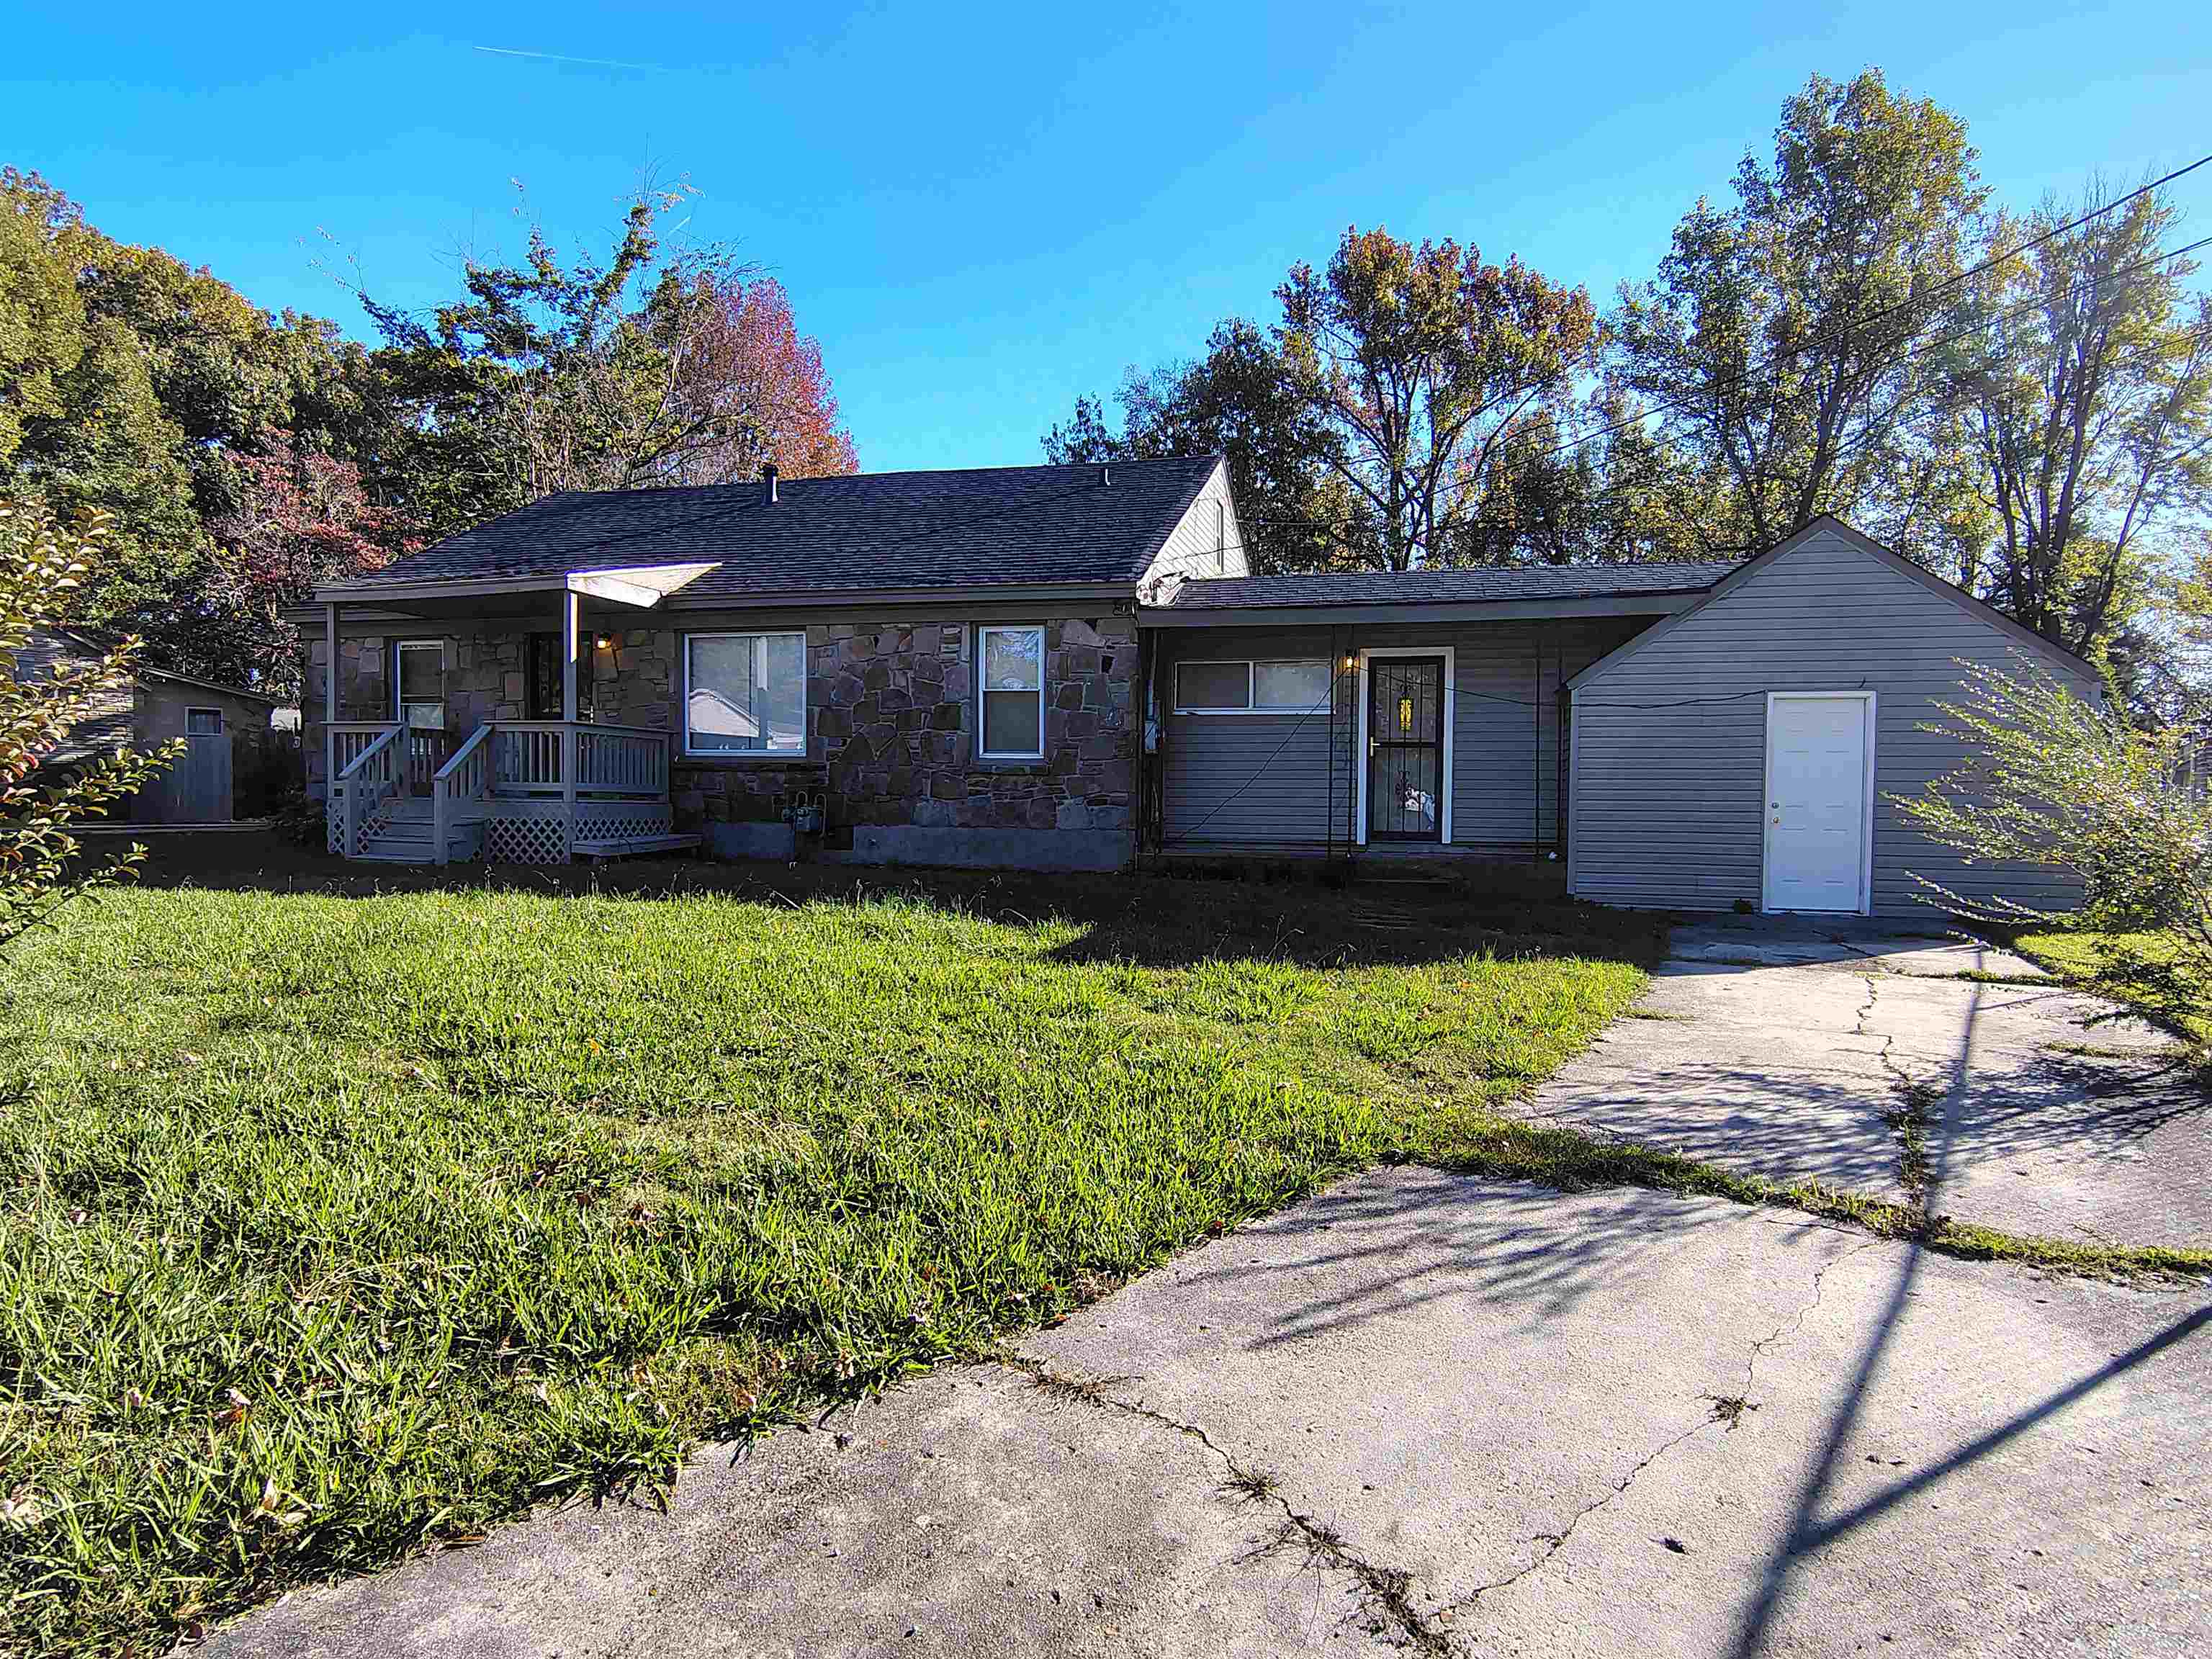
[325,720,699,866]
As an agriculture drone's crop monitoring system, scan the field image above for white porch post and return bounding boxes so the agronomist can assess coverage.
[323,601,338,805]
[561,588,580,856]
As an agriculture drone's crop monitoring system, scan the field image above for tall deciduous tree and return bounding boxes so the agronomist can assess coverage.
[648,271,858,481]
[1278,228,1596,570]
[1610,71,1984,553]
[206,434,419,698]
[361,184,858,517]
[1045,320,1352,572]
[1945,184,2212,655]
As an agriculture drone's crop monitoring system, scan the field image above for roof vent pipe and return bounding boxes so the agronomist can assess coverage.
[760,462,779,505]
[1100,463,1112,487]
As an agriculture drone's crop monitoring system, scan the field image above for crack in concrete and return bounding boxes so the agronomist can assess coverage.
[999,1352,1455,1655]
[1740,1239,1884,1397]
[1855,972,1941,1219]
[1442,1411,1712,1617]
[1442,1238,1877,1622]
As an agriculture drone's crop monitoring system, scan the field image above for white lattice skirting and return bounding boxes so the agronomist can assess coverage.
[483,800,675,864]
[325,798,398,855]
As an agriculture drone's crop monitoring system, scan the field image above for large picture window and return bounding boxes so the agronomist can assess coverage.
[685,632,806,755]
[1174,658,1331,714]
[979,624,1046,760]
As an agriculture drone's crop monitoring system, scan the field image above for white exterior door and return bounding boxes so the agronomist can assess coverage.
[1763,694,1872,913]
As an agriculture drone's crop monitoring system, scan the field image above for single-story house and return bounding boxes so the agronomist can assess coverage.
[296,456,2095,916]
[17,627,289,823]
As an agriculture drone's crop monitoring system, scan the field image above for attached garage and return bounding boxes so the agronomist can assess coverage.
[1565,518,2099,917]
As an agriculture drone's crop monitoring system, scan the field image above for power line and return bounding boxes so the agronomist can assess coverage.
[1524,156,2212,472]
[1228,225,2212,548]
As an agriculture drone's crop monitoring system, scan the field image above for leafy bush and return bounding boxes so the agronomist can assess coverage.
[0,500,179,951]
[1897,657,2212,1026]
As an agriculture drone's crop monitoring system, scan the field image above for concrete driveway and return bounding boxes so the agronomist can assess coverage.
[212,1174,2209,1659]
[1527,918,2211,1246]
[210,920,2212,1658]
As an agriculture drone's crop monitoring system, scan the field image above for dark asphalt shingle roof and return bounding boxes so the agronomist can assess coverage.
[360,457,1223,597]
[1161,559,1745,609]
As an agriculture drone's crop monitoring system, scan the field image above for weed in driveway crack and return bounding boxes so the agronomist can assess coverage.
[1001,1352,1455,1655]
[1855,972,1942,1224]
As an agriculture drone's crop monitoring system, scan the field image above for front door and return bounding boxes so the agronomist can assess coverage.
[1367,657,1445,842]
[1764,693,1872,912]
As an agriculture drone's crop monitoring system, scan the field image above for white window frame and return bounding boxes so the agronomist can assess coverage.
[393,639,443,726]
[184,706,225,736]
[1172,657,1334,716]
[976,624,1047,761]
[681,631,809,759]
[1354,646,1456,846]
[1760,690,1877,917]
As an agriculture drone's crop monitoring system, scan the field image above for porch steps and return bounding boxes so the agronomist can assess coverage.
[358,799,442,865]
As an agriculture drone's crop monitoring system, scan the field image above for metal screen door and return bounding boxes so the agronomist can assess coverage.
[1367,657,1444,842]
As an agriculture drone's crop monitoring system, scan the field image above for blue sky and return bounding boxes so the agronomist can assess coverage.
[7,2,2209,473]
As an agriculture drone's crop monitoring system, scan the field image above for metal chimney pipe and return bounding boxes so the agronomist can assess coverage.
[761,462,780,505]
[1100,463,1112,487]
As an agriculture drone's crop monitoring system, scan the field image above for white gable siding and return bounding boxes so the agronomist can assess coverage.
[1137,462,1248,597]
[1568,524,2096,917]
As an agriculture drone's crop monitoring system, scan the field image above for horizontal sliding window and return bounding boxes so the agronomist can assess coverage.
[685,632,806,755]
[1174,658,1331,714]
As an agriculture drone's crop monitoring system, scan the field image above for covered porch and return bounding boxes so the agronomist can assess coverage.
[310,570,704,865]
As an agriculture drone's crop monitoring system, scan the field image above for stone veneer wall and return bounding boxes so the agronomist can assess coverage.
[305,613,1138,842]
[626,615,1138,835]
[305,626,555,793]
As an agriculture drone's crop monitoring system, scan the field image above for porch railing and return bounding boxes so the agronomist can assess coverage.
[494,721,670,799]
[404,726,458,794]
[326,718,673,860]
[430,723,495,867]
[328,722,395,790]
[333,725,402,858]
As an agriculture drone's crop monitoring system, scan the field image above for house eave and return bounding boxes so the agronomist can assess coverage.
[1136,591,1710,629]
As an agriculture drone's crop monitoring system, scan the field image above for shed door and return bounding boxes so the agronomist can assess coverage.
[1764,695,1871,913]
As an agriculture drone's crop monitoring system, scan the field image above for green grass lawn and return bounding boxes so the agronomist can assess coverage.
[2011,925,2212,1044]
[0,870,1660,1656]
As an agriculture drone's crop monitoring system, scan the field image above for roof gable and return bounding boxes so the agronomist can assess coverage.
[352,457,1223,601]
[1567,517,2100,692]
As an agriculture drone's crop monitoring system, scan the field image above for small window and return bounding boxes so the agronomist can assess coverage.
[979,625,1046,759]
[395,640,444,730]
[1175,659,1332,714]
[1254,660,1332,711]
[185,707,224,736]
[1175,660,1251,711]
[685,632,806,755]
[1214,501,1227,572]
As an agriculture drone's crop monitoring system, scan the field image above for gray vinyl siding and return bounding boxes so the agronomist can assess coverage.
[1155,617,1648,850]
[1568,523,2098,917]
[15,627,134,763]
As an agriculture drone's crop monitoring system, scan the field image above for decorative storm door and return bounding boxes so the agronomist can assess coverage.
[1367,657,1445,842]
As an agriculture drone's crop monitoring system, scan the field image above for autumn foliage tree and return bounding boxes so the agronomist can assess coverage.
[652,271,858,481]
[1279,228,1599,570]
[207,435,419,699]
